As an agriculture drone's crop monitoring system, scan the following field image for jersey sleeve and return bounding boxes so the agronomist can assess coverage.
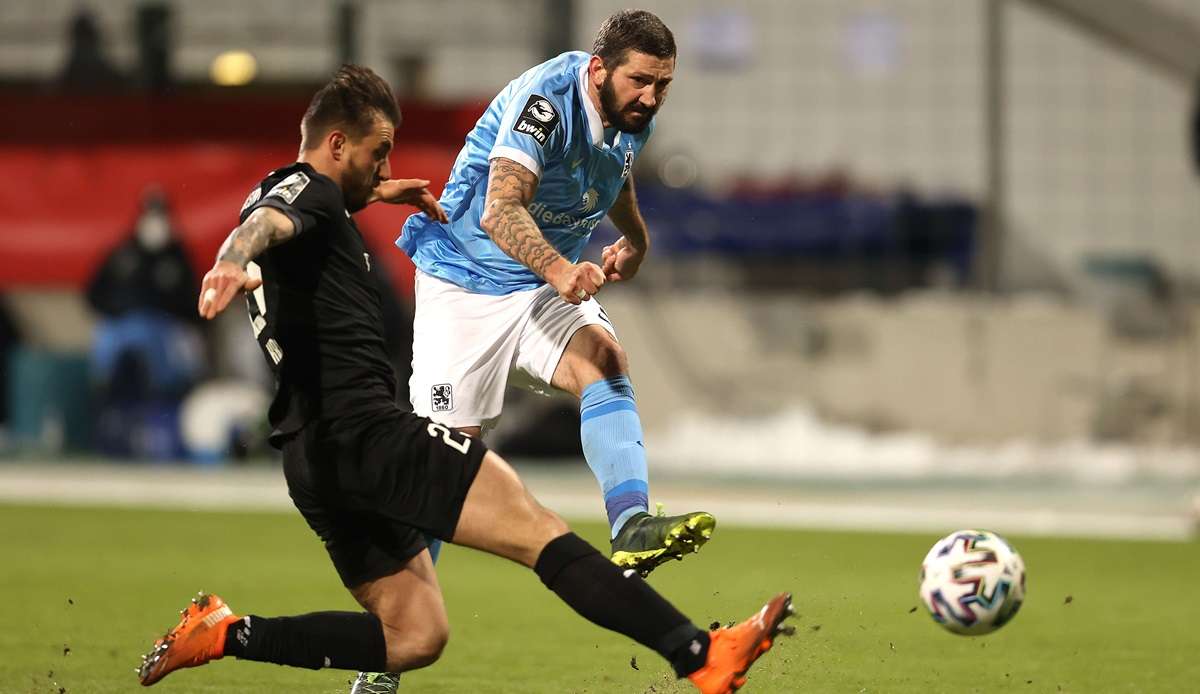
[488,85,569,179]
[241,170,341,235]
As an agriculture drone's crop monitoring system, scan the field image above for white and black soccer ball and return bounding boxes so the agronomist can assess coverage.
[918,529,1026,636]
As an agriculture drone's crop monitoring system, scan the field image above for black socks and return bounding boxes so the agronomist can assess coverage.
[217,534,712,678]
[223,611,387,672]
[533,532,709,677]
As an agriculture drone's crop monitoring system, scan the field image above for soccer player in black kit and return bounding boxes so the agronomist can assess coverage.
[136,65,792,694]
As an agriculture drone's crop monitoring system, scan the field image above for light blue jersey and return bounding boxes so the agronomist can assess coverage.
[397,51,654,295]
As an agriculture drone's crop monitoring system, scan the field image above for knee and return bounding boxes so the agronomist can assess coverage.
[407,625,449,670]
[569,338,626,387]
[591,339,628,377]
[383,621,449,671]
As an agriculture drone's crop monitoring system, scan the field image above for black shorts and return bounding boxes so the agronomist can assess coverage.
[281,407,486,588]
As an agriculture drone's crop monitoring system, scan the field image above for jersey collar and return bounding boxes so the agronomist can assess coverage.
[577,63,606,148]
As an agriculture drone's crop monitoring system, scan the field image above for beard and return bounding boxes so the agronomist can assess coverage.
[599,74,657,134]
[344,171,379,213]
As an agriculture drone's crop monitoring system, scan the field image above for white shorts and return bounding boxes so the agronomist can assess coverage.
[409,269,617,429]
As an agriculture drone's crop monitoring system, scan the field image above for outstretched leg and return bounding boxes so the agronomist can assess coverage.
[137,415,788,691]
[552,325,715,575]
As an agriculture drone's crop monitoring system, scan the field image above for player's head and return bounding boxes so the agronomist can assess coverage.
[300,64,400,211]
[590,9,675,134]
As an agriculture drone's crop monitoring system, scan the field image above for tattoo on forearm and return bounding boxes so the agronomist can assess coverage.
[482,158,563,278]
[217,208,295,267]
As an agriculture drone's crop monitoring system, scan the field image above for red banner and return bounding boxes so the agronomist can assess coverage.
[0,92,483,297]
[0,143,460,297]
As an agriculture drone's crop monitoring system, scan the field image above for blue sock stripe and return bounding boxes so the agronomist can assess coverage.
[580,399,637,422]
[605,478,649,498]
[605,491,649,529]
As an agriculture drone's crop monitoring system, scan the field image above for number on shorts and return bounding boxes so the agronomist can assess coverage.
[427,422,471,454]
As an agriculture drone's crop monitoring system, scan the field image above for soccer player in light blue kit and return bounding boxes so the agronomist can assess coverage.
[351,12,718,693]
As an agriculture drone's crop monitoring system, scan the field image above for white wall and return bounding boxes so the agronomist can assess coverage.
[577,0,1200,288]
[359,0,543,99]
[1004,1,1200,288]
[577,0,986,197]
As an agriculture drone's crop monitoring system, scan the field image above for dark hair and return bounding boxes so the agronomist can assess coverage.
[591,9,675,69]
[301,64,400,150]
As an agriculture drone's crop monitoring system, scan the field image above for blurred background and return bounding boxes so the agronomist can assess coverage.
[3,0,1200,541]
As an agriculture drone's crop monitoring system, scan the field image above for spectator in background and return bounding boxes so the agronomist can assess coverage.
[57,9,125,90]
[86,189,205,459]
[87,189,199,323]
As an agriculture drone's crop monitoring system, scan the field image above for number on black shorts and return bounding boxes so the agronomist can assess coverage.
[427,422,471,454]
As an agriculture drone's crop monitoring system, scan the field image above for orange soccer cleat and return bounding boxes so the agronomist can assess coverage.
[688,593,796,694]
[137,592,241,686]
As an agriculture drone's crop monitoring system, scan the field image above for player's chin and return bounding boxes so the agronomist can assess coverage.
[617,111,652,134]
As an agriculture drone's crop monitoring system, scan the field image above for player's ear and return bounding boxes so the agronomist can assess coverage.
[329,131,347,161]
[588,55,607,87]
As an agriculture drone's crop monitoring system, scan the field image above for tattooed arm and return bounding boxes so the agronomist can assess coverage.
[198,206,295,319]
[479,157,605,304]
[601,174,649,282]
[215,207,296,267]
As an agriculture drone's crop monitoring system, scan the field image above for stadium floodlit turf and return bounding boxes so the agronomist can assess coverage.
[4,503,1198,693]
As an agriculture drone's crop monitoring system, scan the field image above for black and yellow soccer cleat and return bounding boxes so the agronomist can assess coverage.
[349,672,400,694]
[610,505,716,577]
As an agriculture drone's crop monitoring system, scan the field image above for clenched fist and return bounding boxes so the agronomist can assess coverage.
[545,259,606,305]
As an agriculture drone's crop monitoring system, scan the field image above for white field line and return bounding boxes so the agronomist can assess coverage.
[0,464,1193,541]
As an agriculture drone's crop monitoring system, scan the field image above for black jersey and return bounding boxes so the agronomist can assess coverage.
[238,162,396,443]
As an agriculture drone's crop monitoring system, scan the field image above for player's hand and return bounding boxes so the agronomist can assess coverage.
[369,178,449,223]
[545,259,605,305]
[600,236,645,282]
[198,260,261,320]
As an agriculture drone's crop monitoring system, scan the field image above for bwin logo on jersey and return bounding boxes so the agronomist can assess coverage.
[581,188,598,213]
[513,94,560,149]
[528,99,556,123]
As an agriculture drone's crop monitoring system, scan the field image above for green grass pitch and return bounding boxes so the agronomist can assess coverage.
[3,503,1197,693]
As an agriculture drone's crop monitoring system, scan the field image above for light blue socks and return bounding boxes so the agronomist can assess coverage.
[579,375,651,538]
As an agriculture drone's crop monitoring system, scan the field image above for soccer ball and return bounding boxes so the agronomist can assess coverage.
[918,529,1026,635]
